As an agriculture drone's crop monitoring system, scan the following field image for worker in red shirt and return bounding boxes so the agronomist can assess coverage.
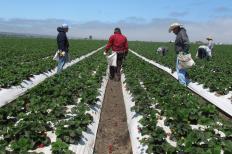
[104,28,128,81]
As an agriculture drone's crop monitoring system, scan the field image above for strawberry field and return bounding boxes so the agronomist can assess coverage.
[123,53,232,153]
[0,50,107,153]
[0,37,231,154]
[129,41,232,95]
[0,37,106,88]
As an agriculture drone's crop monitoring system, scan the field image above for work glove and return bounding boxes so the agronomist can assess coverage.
[58,51,65,57]
[103,51,108,56]
[60,51,65,57]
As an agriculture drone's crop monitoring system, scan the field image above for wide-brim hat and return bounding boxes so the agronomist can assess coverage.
[169,22,183,33]
[206,36,213,40]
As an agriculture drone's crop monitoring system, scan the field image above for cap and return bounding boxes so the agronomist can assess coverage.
[62,23,69,29]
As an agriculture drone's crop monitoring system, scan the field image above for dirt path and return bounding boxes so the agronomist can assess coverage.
[95,79,132,154]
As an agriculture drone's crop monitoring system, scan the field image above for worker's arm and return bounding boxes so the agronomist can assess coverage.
[57,33,67,52]
[105,35,114,53]
[181,30,190,53]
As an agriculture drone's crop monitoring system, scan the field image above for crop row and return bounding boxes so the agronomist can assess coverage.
[0,50,107,153]
[123,53,232,153]
[0,37,106,88]
[129,41,232,95]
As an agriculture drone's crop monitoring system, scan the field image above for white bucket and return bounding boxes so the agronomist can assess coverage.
[107,52,117,67]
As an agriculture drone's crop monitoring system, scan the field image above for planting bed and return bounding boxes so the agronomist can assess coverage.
[129,41,232,95]
[0,51,107,153]
[0,37,106,88]
[123,53,232,153]
[0,38,232,154]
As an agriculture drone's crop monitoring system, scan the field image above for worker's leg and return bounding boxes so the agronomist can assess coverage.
[198,49,203,59]
[203,49,207,59]
[65,52,70,63]
[57,56,65,74]
[176,58,189,86]
[109,66,115,79]
[115,53,124,81]
[178,69,189,86]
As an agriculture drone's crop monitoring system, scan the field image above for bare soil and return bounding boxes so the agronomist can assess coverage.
[94,79,132,154]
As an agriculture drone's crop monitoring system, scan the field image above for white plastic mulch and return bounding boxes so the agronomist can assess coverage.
[0,46,105,108]
[129,49,232,117]
[122,72,226,154]
[30,67,109,154]
[121,73,148,154]
[68,67,109,154]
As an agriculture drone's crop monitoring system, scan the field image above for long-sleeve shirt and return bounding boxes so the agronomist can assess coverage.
[57,27,69,52]
[105,32,128,53]
[175,28,190,54]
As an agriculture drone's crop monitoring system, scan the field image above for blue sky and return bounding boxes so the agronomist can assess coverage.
[1,0,232,43]
[1,0,232,22]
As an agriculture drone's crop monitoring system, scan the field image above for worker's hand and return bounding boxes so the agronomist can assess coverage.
[61,51,65,56]
[103,52,108,56]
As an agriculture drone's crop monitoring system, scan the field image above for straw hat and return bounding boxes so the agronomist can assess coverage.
[169,22,183,33]
[206,36,213,40]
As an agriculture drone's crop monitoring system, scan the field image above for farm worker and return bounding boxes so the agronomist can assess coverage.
[104,28,128,81]
[206,36,214,57]
[196,45,209,59]
[196,36,214,60]
[169,23,190,86]
[56,23,70,74]
[157,47,168,56]
[196,45,211,60]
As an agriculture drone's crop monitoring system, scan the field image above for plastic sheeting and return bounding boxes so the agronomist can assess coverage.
[0,46,105,108]
[68,67,109,154]
[121,74,148,154]
[129,49,232,117]
[29,67,109,154]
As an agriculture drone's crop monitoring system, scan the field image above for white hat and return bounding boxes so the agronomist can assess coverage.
[206,36,213,40]
[62,23,69,29]
[169,22,183,33]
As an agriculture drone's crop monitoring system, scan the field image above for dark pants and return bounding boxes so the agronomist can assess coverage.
[110,52,125,80]
[161,50,167,56]
[198,48,207,59]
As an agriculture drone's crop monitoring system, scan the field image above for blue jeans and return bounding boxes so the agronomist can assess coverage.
[57,53,68,74]
[176,57,190,86]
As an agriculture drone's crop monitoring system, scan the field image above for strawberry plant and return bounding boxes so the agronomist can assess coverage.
[10,138,34,153]
[0,50,107,152]
[51,139,74,154]
[123,53,232,153]
[129,41,232,95]
[0,37,106,88]
[56,105,93,144]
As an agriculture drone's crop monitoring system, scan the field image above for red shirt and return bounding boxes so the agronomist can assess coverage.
[105,32,128,53]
